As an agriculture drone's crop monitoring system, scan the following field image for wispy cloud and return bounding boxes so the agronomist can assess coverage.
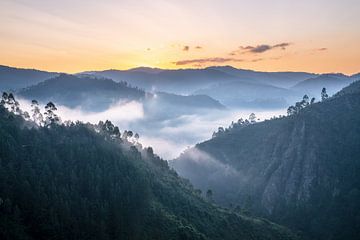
[251,58,263,62]
[195,46,203,50]
[230,42,292,55]
[173,57,243,66]
[316,47,327,51]
[183,45,190,51]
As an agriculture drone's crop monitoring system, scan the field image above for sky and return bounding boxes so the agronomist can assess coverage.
[0,0,359,74]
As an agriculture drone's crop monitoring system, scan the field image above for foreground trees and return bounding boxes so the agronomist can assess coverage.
[0,99,299,240]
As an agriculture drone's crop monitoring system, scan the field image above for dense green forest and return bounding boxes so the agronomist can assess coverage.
[0,97,300,240]
[173,82,360,240]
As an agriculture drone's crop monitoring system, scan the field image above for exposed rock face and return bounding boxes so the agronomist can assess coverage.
[171,81,360,240]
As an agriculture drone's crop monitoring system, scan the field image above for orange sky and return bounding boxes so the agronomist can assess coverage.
[0,0,359,74]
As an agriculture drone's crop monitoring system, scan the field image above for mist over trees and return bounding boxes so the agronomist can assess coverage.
[0,93,300,240]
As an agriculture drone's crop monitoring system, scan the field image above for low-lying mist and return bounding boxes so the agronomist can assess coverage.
[18,97,286,159]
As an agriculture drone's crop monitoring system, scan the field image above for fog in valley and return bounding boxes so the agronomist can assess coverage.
[18,97,286,159]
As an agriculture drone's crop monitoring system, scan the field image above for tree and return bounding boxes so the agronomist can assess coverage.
[127,131,133,138]
[310,97,316,104]
[237,118,244,125]
[321,87,328,101]
[22,111,30,120]
[1,92,8,106]
[44,102,60,126]
[1,92,20,114]
[287,95,313,116]
[287,106,296,116]
[103,120,115,133]
[300,95,310,108]
[112,126,121,139]
[31,100,43,125]
[134,133,139,141]
[249,113,256,123]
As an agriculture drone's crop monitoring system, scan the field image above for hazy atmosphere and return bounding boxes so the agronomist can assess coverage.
[1,0,360,74]
[1,1,360,240]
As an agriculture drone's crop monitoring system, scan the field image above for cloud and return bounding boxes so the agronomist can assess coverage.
[173,57,243,66]
[195,46,203,49]
[183,45,190,51]
[233,42,292,55]
[272,42,291,49]
[244,45,272,53]
[316,47,327,51]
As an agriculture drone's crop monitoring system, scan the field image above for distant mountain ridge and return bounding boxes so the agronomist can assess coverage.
[83,65,318,93]
[1,65,357,110]
[292,73,354,98]
[18,74,145,111]
[0,65,58,91]
[17,74,226,113]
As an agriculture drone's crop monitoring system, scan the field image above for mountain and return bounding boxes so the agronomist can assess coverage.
[0,65,58,91]
[351,72,360,80]
[193,80,293,108]
[154,92,225,109]
[0,64,326,110]
[83,68,240,95]
[17,74,225,115]
[291,74,354,98]
[83,66,316,95]
[18,74,145,111]
[171,80,360,240]
[207,66,316,88]
[84,66,318,109]
[0,104,300,240]
[143,92,226,120]
[128,67,164,74]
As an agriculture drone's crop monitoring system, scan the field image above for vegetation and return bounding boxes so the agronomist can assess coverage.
[0,94,299,240]
[174,83,360,240]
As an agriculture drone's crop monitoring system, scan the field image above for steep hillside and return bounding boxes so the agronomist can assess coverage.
[172,81,360,240]
[0,105,299,240]
[0,65,58,91]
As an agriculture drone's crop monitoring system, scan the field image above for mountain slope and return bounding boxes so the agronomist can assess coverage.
[18,74,225,115]
[18,74,146,111]
[207,66,316,88]
[85,66,316,94]
[172,81,360,240]
[193,80,293,108]
[0,105,299,240]
[86,66,316,109]
[291,74,354,98]
[0,65,58,91]
[84,68,240,94]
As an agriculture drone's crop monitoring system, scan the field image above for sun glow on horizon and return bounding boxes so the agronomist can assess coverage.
[0,0,359,74]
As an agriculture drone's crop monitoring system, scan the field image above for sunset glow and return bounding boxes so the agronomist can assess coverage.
[1,0,359,74]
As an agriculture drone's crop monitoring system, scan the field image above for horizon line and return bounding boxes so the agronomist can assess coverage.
[1,63,358,76]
